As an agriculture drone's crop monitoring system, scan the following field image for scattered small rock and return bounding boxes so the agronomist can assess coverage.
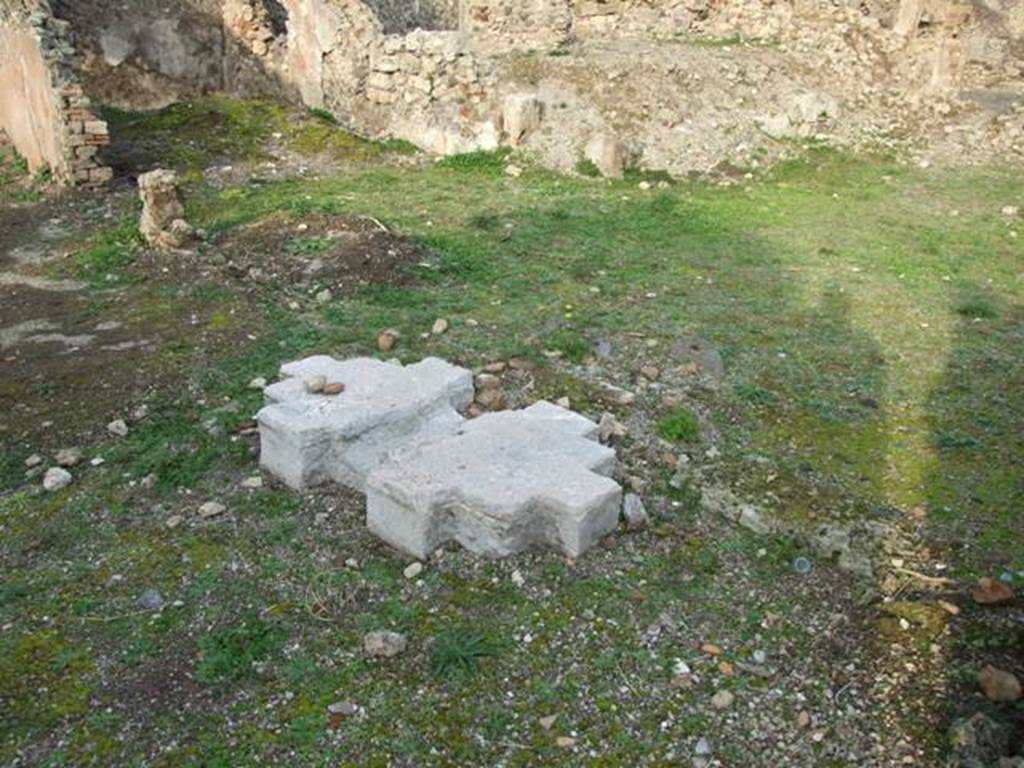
[55,447,82,467]
[1002,205,1019,217]
[431,318,449,335]
[326,701,358,729]
[701,643,723,657]
[798,711,812,728]
[598,412,628,443]
[640,365,660,381]
[249,377,267,390]
[315,288,333,304]
[363,630,408,658]
[711,689,735,709]
[43,467,72,492]
[198,501,226,519]
[510,569,526,588]
[107,419,129,437]
[241,476,263,489]
[556,736,576,748]
[304,375,327,394]
[166,514,184,529]
[483,361,507,374]
[539,714,558,731]
[978,664,1022,703]
[137,588,165,611]
[695,736,711,755]
[403,561,424,580]
[378,328,400,352]
[322,382,345,396]
[622,493,649,530]
[25,454,43,468]
[505,163,523,178]
[972,578,1014,606]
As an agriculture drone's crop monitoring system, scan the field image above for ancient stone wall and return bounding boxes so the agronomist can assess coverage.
[0,0,111,186]
[51,0,227,109]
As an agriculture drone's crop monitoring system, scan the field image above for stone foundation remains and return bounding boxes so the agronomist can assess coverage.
[257,355,623,558]
[1,0,1021,186]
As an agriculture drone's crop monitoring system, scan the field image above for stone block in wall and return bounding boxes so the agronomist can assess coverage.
[503,92,542,146]
[585,132,625,178]
[83,120,107,135]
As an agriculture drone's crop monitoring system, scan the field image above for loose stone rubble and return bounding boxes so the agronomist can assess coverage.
[258,355,624,558]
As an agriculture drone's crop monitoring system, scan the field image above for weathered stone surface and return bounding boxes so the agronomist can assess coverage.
[503,92,542,146]
[584,132,625,178]
[138,169,193,250]
[366,401,621,559]
[258,356,474,491]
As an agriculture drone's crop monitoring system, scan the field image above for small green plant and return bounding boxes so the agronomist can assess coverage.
[378,137,419,155]
[286,235,334,257]
[195,611,285,684]
[547,329,590,364]
[306,107,339,125]
[656,406,701,443]
[430,628,499,679]
[575,157,602,178]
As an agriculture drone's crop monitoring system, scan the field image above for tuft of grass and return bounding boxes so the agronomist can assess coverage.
[656,406,701,443]
[575,157,602,178]
[436,148,511,175]
[546,329,590,364]
[306,107,339,125]
[195,612,285,684]
[430,628,499,679]
[954,296,998,319]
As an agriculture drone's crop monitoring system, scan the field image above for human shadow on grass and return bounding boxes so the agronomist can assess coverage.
[922,283,1024,762]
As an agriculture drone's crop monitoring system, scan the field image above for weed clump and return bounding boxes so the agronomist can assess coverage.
[195,612,285,684]
[656,406,701,443]
[430,628,499,679]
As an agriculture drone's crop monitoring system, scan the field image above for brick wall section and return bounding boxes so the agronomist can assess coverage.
[0,0,112,187]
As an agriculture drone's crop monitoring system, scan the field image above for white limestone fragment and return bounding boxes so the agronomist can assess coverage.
[365,402,622,559]
[257,356,473,491]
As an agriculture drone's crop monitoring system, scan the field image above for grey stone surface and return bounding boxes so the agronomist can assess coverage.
[366,401,621,559]
[258,356,473,491]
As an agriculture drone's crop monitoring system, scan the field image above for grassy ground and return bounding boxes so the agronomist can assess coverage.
[1,98,1021,766]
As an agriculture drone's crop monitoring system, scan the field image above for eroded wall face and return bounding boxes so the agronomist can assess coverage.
[52,0,226,110]
[0,0,111,186]
[0,30,63,173]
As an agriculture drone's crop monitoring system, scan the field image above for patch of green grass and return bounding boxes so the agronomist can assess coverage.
[430,628,500,679]
[195,611,285,684]
[656,406,701,443]
[378,137,420,155]
[101,96,290,178]
[436,148,512,175]
[954,295,998,319]
[72,219,144,286]
[306,107,339,125]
